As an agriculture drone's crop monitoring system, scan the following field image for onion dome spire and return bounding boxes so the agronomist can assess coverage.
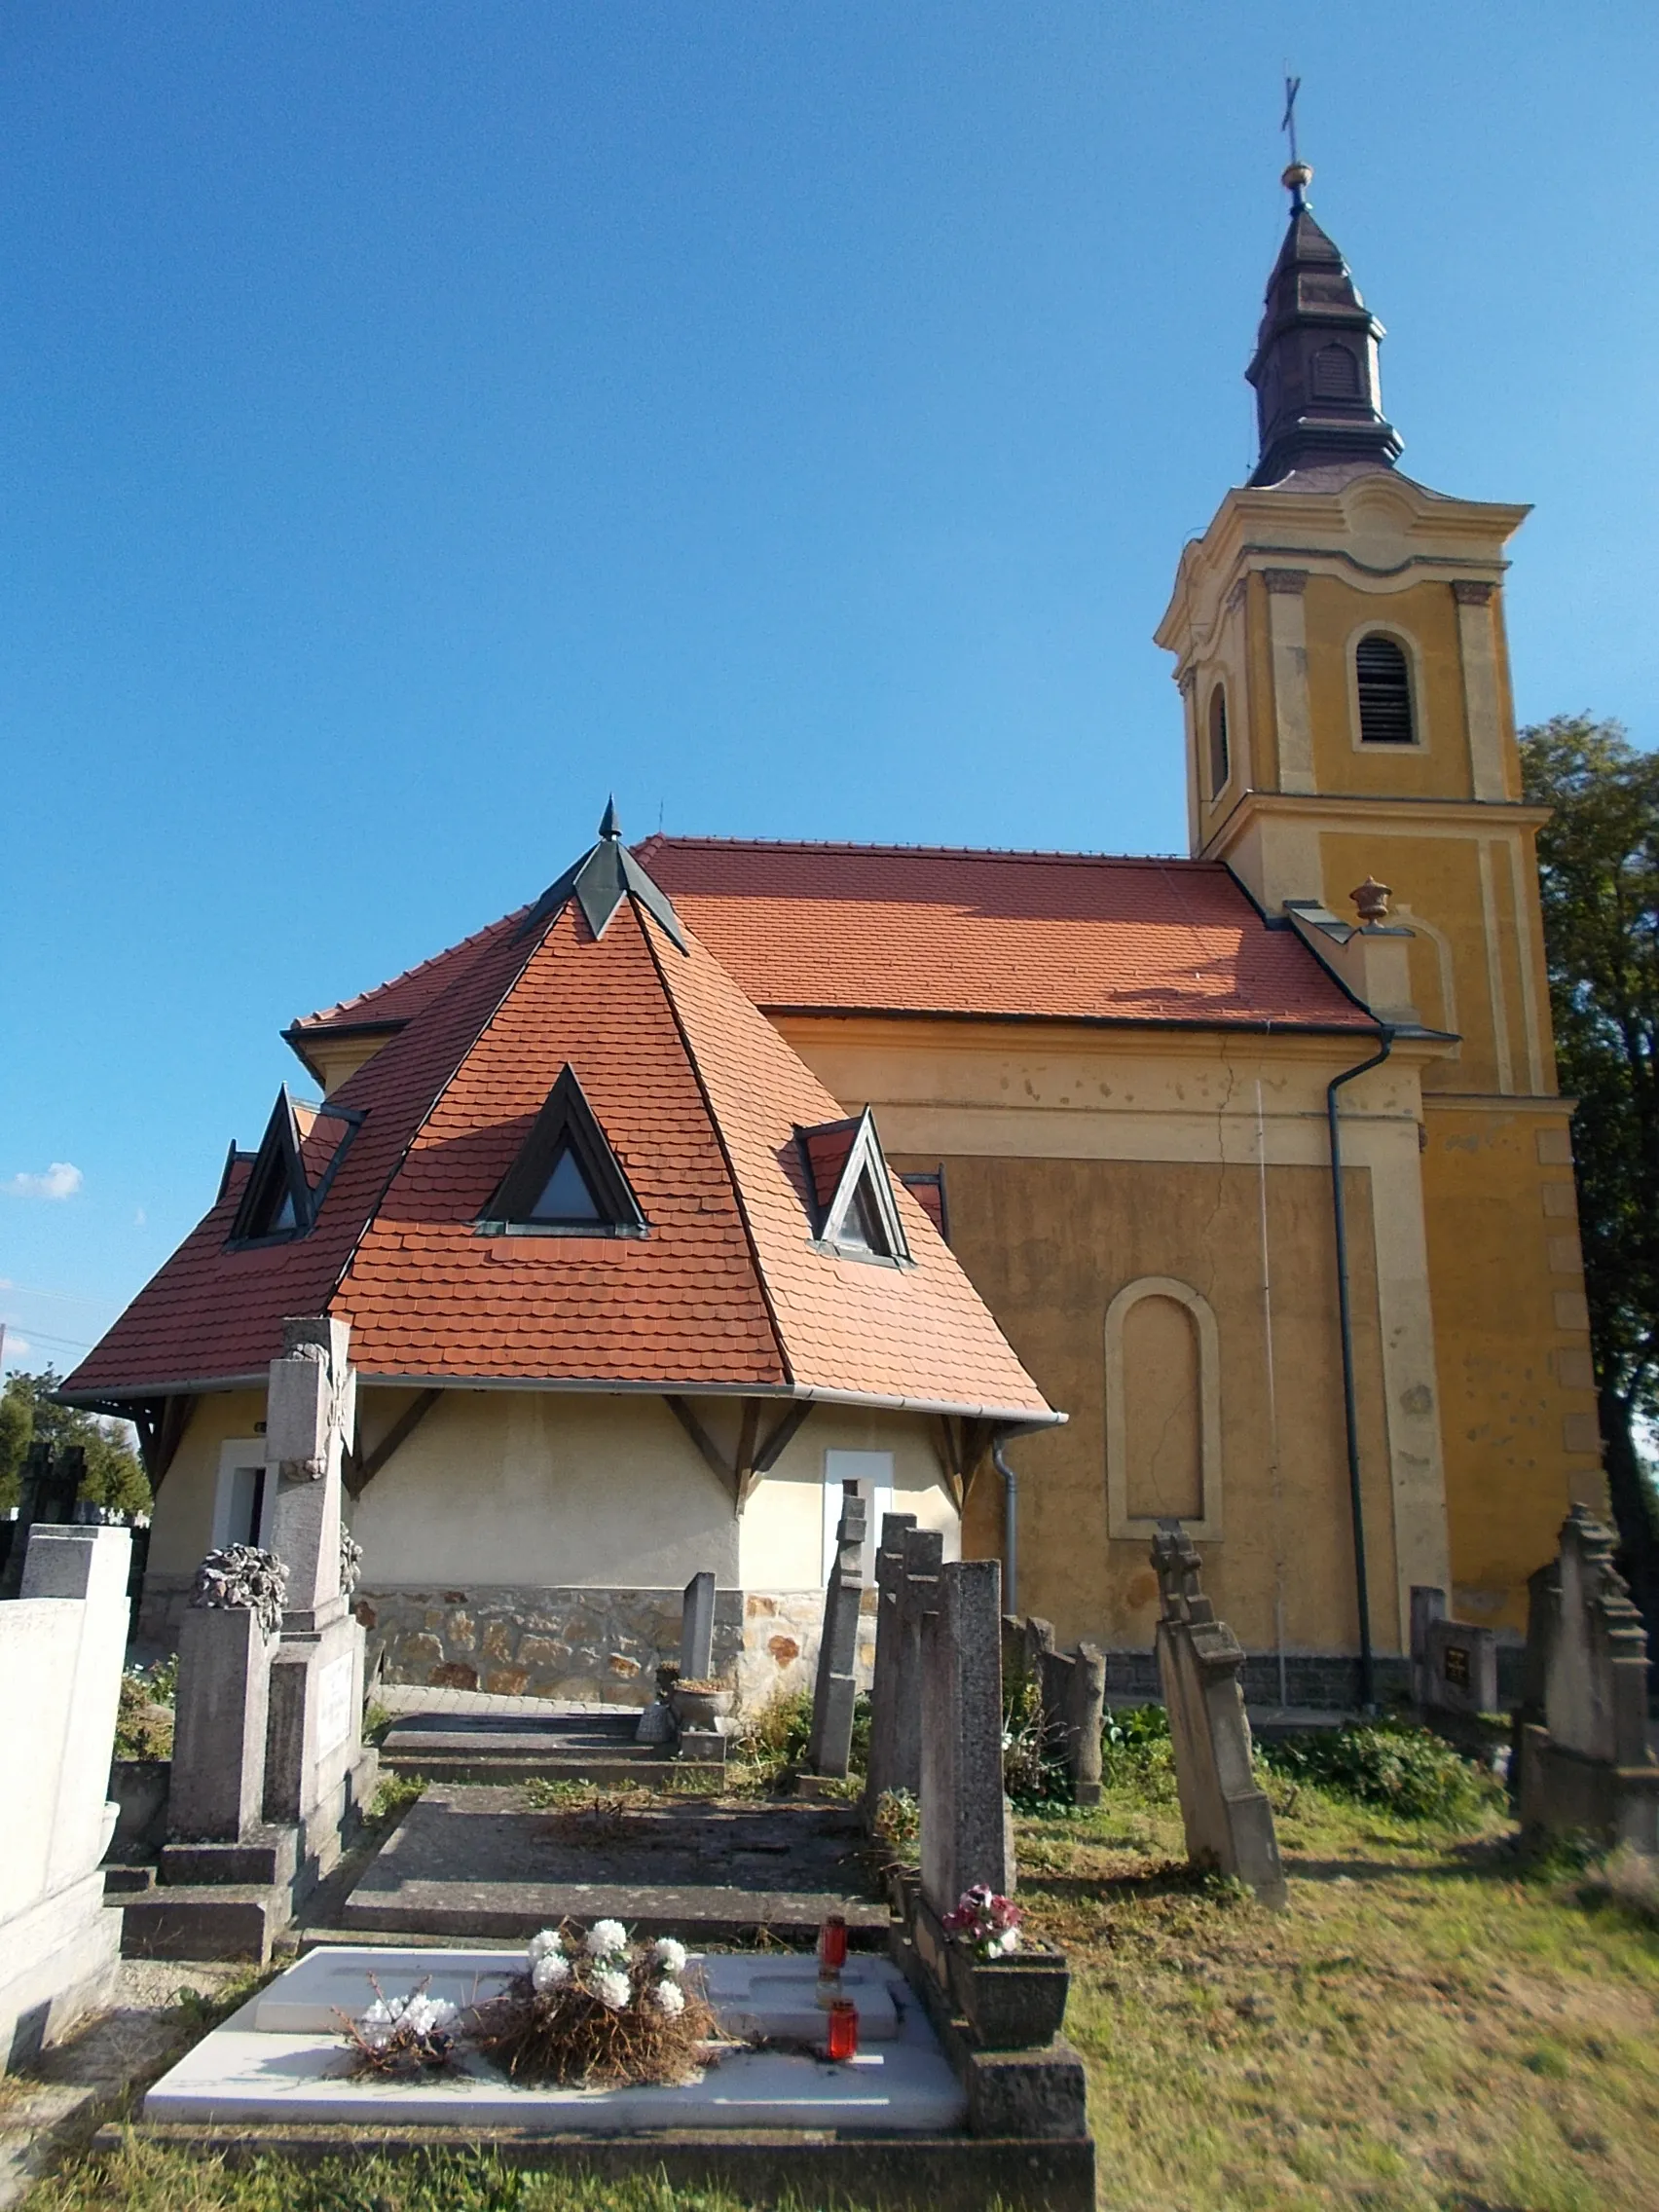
[1245,164,1403,488]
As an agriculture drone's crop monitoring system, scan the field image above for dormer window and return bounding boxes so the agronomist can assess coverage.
[796,1107,912,1267]
[1356,633,1416,745]
[478,1065,646,1237]
[227,1088,361,1247]
[1207,683,1230,796]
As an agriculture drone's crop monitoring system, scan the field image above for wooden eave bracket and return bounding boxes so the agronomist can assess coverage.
[344,1386,442,1499]
[933,1414,994,1514]
[665,1395,816,1513]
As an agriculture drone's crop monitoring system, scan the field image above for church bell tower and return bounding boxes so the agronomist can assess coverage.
[1156,161,1604,1628]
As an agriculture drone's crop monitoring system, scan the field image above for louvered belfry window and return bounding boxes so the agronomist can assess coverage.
[1356,634,1416,745]
[1207,684,1230,795]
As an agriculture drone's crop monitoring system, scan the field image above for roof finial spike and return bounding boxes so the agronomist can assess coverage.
[1279,70,1310,210]
[599,795,621,841]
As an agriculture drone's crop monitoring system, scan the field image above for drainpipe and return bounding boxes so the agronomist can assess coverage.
[992,1437,1019,1615]
[1327,1027,1394,1714]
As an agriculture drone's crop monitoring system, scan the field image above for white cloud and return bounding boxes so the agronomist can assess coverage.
[133,1207,147,1228]
[4,1163,84,1201]
[3,1335,31,1361]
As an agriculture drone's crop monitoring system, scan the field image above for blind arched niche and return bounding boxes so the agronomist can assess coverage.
[1105,1275,1223,1541]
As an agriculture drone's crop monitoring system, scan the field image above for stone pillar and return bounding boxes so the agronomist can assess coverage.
[680,1570,717,1680]
[1152,1522,1286,1909]
[920,1558,1014,1916]
[1062,1642,1106,1809]
[1453,580,1508,803]
[169,1604,276,1842]
[1264,568,1314,794]
[864,1511,917,1812]
[892,1526,943,1801]
[808,1491,868,1778]
[261,1317,369,1838]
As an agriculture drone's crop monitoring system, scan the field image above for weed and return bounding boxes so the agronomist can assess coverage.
[113,1662,176,1761]
[1258,1719,1500,1825]
[367,1772,425,1825]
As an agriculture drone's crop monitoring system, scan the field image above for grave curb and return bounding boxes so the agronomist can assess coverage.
[94,2122,1095,2212]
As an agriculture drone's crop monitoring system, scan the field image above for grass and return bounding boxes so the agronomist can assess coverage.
[1017,1774,1659,2211]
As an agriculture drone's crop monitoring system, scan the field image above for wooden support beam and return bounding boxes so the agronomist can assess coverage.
[737,1398,815,1509]
[664,1395,737,1498]
[345,1387,442,1499]
[124,1394,197,1494]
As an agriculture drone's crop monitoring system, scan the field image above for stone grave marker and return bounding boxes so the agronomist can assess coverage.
[864,1510,918,1810]
[808,1486,868,1777]
[1410,1584,1498,1718]
[1004,1612,1106,1809]
[920,1557,1014,1917]
[0,1443,86,1600]
[1518,1505,1659,1851]
[680,1568,717,1680]
[169,1550,286,1843]
[1,1523,129,2069]
[1151,1521,1286,1909]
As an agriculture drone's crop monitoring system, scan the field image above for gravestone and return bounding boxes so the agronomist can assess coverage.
[0,1444,85,1600]
[1518,1506,1659,1851]
[1004,1612,1107,1809]
[1151,1522,1286,1909]
[262,1316,370,1841]
[168,1551,286,1842]
[807,1488,868,1777]
[919,1558,1014,1916]
[680,1569,717,1680]
[1410,1584,1498,1718]
[864,1510,918,1810]
[1,1524,129,2069]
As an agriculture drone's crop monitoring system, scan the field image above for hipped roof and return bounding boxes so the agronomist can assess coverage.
[66,876,1054,1424]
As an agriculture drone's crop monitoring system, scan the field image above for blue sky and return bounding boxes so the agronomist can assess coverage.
[3,2,1656,1376]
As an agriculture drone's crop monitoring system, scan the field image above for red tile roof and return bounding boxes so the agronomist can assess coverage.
[67,888,1054,1421]
[636,837,1374,1031]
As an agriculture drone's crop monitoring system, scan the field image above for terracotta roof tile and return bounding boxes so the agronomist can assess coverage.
[636,836,1372,1031]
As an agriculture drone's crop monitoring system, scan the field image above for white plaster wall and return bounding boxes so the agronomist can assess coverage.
[739,1407,959,1589]
[351,1391,742,1589]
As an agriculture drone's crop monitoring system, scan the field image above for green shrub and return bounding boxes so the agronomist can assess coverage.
[1002,1674,1072,1807]
[1259,1720,1499,1825]
[113,1660,176,1761]
[1098,1701,1177,1801]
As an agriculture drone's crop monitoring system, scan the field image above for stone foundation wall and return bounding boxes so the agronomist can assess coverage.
[348,1582,878,1713]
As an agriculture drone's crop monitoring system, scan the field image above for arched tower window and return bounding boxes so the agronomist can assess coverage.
[1207,684,1230,795]
[1311,343,1361,399]
[1355,633,1416,745]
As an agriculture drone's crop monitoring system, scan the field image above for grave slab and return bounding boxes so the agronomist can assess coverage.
[143,1955,963,2135]
[341,1787,889,1944]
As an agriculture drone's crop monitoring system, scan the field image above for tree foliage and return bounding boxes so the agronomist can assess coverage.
[1520,716,1659,1626]
[0,1367,151,1516]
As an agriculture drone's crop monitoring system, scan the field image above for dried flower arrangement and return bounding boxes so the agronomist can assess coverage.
[942,1884,1023,1960]
[335,1976,461,2075]
[471,1921,719,2087]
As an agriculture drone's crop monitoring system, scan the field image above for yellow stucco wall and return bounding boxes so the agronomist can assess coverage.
[1420,1102,1605,1632]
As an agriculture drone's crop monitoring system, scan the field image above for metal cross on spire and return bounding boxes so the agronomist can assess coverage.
[1280,71,1302,166]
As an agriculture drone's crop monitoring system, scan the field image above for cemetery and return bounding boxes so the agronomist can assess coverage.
[7,1414,1659,2211]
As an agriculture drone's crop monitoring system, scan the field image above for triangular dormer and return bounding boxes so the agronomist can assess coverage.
[796,1107,911,1266]
[479,1064,647,1237]
[227,1088,361,1246]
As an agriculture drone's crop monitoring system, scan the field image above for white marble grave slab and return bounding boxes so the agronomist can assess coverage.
[145,1962,962,2135]
[254,1946,902,2043]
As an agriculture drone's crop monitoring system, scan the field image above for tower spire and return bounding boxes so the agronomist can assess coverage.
[1245,159,1402,488]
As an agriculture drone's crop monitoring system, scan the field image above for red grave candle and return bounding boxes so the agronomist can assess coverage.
[818,1915,848,1971]
[827,1998,860,2062]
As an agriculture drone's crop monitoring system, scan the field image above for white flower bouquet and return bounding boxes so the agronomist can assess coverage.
[471,1921,717,2085]
[336,1976,461,2076]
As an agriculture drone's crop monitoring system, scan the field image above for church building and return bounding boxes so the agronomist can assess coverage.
[64,162,1601,1707]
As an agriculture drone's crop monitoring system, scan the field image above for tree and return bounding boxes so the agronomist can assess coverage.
[1520,716,1659,1638]
[0,1368,151,1517]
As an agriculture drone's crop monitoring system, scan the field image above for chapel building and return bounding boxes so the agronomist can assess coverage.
[65,164,1602,1706]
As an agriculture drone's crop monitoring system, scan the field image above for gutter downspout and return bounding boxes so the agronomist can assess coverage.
[993,1437,1019,1615]
[1327,1028,1394,1714]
